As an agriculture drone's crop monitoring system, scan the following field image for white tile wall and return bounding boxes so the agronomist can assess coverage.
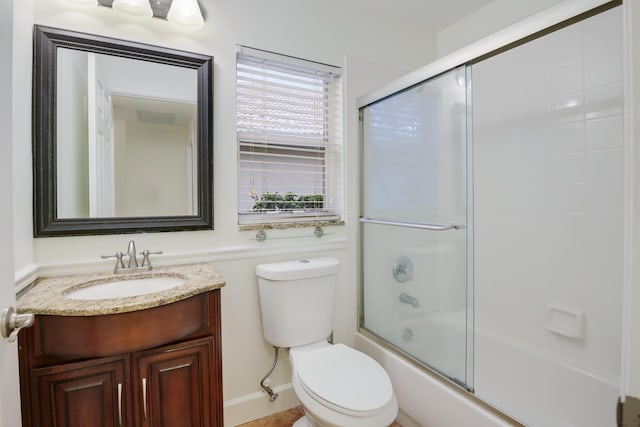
[472,6,623,427]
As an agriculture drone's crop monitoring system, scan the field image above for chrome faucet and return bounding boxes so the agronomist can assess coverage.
[126,240,139,268]
[399,292,419,308]
[102,240,163,274]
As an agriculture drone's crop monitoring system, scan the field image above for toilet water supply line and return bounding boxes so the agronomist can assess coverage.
[260,346,280,401]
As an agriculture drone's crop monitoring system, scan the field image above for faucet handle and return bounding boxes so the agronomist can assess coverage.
[101,251,126,272]
[140,249,163,267]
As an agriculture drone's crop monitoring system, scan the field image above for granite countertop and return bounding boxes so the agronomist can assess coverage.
[16,263,225,316]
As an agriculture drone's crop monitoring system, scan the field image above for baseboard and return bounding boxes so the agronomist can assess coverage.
[223,384,300,427]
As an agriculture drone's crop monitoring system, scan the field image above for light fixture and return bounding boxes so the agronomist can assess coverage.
[167,0,204,28]
[112,0,153,18]
[68,0,205,27]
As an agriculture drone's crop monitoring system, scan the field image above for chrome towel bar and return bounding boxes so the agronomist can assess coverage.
[359,217,463,231]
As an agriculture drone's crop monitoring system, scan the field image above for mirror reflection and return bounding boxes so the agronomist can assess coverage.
[56,48,198,219]
[32,25,213,237]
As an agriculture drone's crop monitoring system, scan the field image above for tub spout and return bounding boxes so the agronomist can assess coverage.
[399,292,419,308]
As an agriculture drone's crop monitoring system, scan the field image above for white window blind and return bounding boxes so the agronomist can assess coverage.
[237,46,343,224]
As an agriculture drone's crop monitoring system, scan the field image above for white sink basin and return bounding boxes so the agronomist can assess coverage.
[66,276,185,300]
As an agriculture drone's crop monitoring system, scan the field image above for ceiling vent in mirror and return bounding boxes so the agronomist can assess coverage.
[137,110,177,125]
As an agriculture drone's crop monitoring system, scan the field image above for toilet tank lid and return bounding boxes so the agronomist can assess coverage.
[256,257,339,281]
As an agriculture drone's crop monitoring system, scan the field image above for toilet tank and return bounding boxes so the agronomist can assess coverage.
[256,258,339,348]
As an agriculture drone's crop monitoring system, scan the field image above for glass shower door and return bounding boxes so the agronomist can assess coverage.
[359,65,472,388]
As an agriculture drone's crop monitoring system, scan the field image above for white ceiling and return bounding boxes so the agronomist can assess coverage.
[346,0,496,32]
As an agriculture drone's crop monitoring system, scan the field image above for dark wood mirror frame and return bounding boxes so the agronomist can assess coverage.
[33,25,213,237]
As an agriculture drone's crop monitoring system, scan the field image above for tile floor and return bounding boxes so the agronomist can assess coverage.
[237,406,304,426]
[237,406,403,427]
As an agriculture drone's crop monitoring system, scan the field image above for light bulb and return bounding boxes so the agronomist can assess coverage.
[112,0,153,18]
[167,0,204,28]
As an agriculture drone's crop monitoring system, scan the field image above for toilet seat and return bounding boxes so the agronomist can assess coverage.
[293,344,394,417]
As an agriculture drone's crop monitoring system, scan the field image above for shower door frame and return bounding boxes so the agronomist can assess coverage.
[357,63,475,390]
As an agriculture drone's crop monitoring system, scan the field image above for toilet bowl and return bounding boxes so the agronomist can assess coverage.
[256,258,399,427]
[289,342,398,427]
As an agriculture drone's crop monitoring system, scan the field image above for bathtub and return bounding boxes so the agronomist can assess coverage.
[356,311,620,427]
[380,310,468,387]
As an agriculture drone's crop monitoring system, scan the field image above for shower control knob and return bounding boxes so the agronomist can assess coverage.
[393,256,413,283]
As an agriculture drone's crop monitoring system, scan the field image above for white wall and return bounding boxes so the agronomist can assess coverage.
[21,0,438,265]
[436,0,565,57]
[117,121,190,216]
[12,0,34,280]
[99,54,197,102]
[57,49,90,218]
[12,1,440,425]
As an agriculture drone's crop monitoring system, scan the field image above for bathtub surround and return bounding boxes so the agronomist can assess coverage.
[472,6,624,425]
[355,332,523,427]
[357,1,629,426]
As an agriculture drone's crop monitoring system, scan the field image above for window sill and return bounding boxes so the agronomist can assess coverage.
[238,219,345,232]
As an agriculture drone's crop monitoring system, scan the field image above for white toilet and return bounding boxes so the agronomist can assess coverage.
[256,257,398,427]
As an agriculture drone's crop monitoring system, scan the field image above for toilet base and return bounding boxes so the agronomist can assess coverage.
[293,416,313,427]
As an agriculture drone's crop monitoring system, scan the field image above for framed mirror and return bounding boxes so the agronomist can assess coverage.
[33,25,213,237]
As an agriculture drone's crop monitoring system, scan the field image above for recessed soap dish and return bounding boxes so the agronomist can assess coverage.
[545,305,585,339]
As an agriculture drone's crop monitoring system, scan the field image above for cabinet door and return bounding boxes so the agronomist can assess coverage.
[30,355,130,427]
[132,337,214,427]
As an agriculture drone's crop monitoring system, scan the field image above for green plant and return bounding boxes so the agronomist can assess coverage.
[251,192,323,212]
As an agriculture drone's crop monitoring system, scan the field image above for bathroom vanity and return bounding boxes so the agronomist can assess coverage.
[15,264,224,427]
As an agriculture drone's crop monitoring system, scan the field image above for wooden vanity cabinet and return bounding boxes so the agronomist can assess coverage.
[133,337,213,427]
[31,355,130,427]
[18,290,222,427]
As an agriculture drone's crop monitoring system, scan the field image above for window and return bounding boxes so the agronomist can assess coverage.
[236,46,343,225]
